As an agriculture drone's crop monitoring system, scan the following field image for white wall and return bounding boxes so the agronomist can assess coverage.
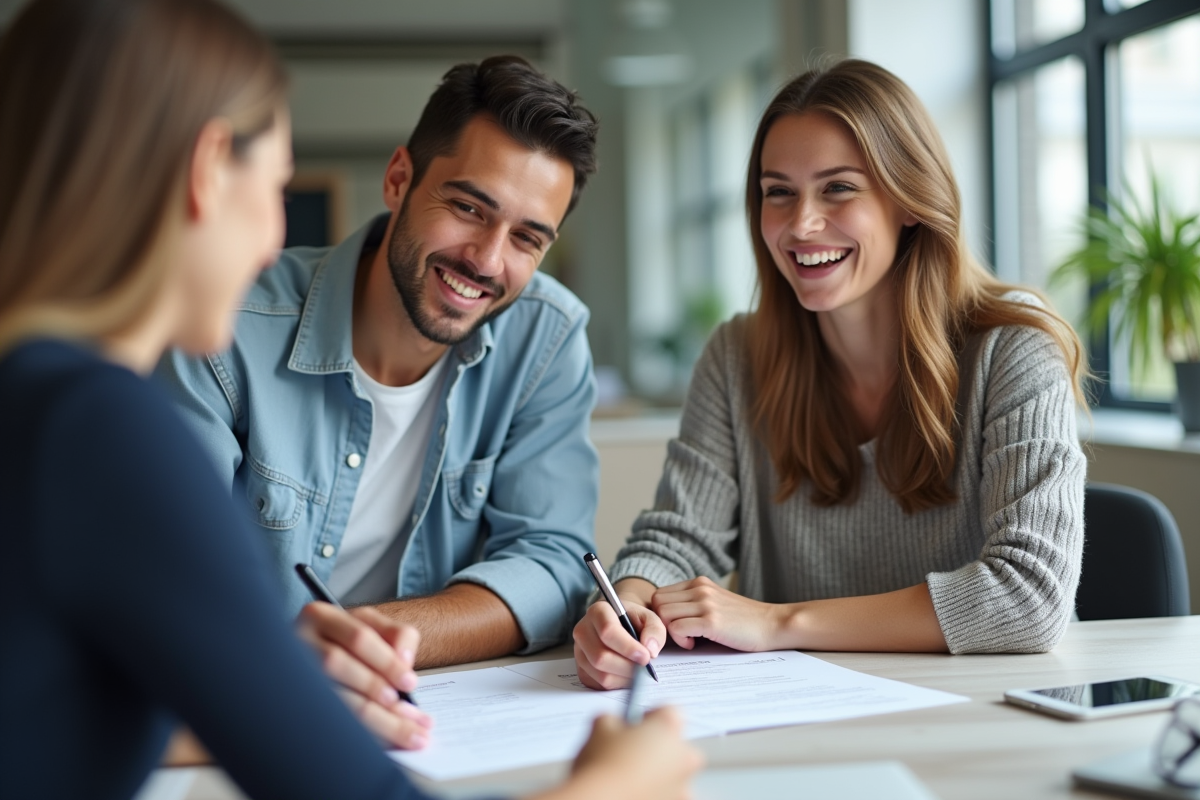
[592,416,679,564]
[848,0,991,263]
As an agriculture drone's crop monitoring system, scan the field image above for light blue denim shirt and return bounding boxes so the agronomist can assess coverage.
[156,215,599,653]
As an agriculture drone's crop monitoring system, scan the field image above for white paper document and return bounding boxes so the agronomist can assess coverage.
[430,761,940,800]
[509,645,968,736]
[131,769,197,800]
[388,664,627,780]
[693,762,940,800]
[392,644,967,781]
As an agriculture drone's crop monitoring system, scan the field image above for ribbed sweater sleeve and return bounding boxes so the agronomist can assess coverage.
[925,323,1085,654]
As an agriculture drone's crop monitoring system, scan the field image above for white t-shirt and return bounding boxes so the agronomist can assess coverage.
[327,353,450,604]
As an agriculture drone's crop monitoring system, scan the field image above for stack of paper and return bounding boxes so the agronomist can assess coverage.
[392,644,968,781]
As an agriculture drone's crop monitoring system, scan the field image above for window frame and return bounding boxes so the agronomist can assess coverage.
[987,0,1200,411]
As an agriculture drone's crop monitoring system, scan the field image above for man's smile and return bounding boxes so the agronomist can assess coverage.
[436,266,485,300]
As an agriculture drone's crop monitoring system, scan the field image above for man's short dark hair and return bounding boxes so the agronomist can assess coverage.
[407,55,599,216]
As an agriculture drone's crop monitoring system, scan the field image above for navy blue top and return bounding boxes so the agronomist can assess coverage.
[0,339,438,800]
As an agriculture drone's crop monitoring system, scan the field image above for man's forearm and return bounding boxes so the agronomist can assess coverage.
[373,582,526,668]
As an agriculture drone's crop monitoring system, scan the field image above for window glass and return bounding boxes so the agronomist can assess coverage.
[707,73,757,320]
[631,69,766,395]
[1109,14,1200,400]
[672,99,711,299]
[992,57,1089,331]
[993,0,1085,58]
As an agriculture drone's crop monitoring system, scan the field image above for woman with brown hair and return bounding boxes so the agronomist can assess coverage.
[574,59,1087,689]
[0,0,699,798]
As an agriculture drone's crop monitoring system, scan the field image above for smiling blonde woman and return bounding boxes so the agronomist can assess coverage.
[574,59,1088,690]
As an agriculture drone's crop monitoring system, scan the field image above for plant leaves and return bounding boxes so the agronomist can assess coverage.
[1050,173,1200,376]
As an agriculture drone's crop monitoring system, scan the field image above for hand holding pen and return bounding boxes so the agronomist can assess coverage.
[573,649,701,800]
[294,564,432,749]
[576,553,664,690]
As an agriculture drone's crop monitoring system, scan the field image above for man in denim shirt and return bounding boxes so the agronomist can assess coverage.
[158,57,600,749]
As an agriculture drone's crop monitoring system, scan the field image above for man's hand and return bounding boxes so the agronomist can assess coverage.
[651,576,788,652]
[296,603,432,749]
[573,578,666,690]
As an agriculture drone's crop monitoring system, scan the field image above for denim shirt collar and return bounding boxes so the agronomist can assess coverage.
[287,213,493,376]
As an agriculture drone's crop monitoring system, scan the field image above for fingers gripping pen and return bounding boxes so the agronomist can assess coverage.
[582,553,659,682]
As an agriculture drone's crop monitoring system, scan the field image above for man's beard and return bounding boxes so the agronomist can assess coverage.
[386,207,513,346]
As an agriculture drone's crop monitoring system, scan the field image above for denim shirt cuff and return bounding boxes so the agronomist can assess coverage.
[448,558,569,654]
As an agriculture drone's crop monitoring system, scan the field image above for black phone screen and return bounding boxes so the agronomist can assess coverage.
[1030,678,1194,708]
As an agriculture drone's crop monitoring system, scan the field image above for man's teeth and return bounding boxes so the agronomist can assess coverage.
[439,269,483,299]
[793,249,849,267]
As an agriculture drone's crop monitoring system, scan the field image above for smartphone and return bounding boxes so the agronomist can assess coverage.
[1004,676,1200,720]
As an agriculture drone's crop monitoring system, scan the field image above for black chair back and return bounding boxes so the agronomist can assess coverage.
[1077,483,1191,621]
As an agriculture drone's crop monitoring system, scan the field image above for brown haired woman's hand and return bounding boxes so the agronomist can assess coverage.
[527,707,703,800]
[651,576,791,652]
[573,578,665,690]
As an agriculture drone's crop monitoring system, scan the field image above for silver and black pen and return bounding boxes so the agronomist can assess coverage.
[582,552,659,683]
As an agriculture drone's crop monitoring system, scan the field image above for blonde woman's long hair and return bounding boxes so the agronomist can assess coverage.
[0,0,287,354]
[745,59,1085,514]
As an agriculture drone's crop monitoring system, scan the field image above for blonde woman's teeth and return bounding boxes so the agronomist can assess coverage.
[794,249,848,266]
[439,270,483,299]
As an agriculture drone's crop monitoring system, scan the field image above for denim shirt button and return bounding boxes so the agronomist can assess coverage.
[346,453,362,469]
[321,544,335,558]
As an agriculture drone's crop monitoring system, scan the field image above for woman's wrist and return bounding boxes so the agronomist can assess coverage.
[775,601,813,650]
[614,577,657,608]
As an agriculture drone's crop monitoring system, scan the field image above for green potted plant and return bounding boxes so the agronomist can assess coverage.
[1052,175,1200,430]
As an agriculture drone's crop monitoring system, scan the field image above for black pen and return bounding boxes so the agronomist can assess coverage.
[293,563,417,706]
[582,552,659,682]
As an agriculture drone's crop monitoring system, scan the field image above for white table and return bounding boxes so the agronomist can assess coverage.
[179,616,1200,800]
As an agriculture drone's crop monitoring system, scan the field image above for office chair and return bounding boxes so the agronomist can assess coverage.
[1076,483,1191,621]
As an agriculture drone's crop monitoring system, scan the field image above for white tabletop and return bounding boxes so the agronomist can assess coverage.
[177,616,1200,800]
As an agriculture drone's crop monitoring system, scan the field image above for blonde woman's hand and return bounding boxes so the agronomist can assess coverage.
[296,603,432,749]
[651,576,790,652]
[529,707,703,800]
[573,578,665,690]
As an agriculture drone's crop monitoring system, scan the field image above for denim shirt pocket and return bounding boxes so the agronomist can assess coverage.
[444,454,498,520]
[244,460,305,530]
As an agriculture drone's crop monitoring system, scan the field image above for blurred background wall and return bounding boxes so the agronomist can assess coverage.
[0,0,989,409]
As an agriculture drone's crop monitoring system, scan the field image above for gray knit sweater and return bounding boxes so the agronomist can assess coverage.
[608,313,1086,654]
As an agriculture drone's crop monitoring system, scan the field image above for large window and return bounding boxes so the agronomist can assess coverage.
[990,0,1200,409]
[626,61,774,400]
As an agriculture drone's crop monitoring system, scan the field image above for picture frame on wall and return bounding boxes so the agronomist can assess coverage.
[284,171,347,249]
